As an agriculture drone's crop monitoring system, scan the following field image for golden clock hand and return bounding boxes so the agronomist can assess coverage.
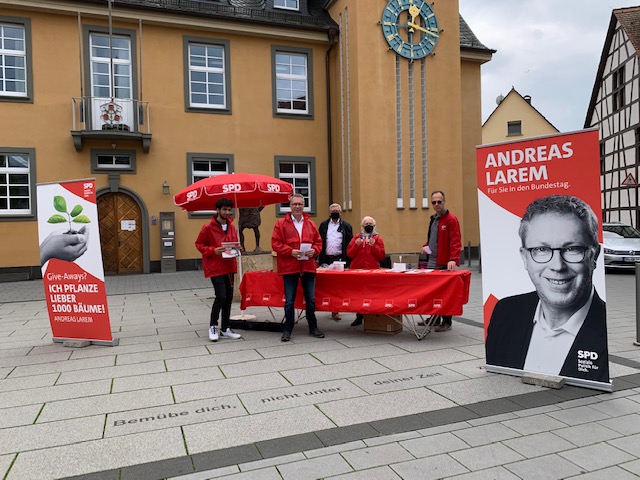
[407,21,439,37]
[408,5,420,22]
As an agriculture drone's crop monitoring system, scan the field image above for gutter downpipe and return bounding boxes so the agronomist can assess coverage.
[325,27,339,203]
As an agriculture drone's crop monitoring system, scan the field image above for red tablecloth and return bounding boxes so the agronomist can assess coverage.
[240,269,471,316]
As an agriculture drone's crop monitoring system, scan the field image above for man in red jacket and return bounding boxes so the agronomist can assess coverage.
[196,197,242,342]
[272,193,325,342]
[422,190,461,332]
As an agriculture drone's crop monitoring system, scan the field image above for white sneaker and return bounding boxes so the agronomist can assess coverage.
[221,328,241,339]
[208,325,219,342]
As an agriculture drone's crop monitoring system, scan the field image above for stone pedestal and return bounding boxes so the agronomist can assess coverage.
[234,252,274,301]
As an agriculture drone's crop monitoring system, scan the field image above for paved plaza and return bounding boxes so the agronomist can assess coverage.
[1,266,640,479]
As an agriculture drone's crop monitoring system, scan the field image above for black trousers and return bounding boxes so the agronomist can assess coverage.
[210,274,234,330]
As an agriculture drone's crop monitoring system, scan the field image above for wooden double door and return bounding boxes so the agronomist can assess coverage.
[98,192,143,274]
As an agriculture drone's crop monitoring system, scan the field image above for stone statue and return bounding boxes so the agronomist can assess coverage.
[239,206,264,252]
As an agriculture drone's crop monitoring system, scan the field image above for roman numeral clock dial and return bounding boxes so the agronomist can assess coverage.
[381,0,440,60]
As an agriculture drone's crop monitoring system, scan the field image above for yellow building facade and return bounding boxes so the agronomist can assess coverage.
[0,0,492,277]
[482,87,559,145]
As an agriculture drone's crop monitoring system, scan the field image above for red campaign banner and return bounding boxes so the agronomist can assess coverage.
[42,260,112,341]
[37,179,113,343]
[240,269,471,316]
[476,129,611,391]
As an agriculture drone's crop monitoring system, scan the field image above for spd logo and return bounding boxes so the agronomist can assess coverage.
[577,350,598,360]
[267,183,281,192]
[186,190,198,201]
[222,183,242,193]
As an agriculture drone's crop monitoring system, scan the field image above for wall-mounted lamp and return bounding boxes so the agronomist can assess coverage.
[162,180,170,195]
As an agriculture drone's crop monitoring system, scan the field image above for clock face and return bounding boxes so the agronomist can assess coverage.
[381,0,439,60]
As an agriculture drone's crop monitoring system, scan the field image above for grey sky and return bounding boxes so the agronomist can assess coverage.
[459,0,639,132]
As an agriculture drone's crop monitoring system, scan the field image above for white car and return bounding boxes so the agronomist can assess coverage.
[603,222,640,270]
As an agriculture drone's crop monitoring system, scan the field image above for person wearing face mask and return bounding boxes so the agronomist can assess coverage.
[346,216,386,326]
[318,203,354,320]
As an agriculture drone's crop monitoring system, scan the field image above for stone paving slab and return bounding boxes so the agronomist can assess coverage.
[112,365,225,393]
[429,373,544,404]
[183,405,336,453]
[67,341,160,360]
[7,428,187,480]
[559,442,635,471]
[0,403,42,429]
[281,358,390,385]
[115,345,210,365]
[172,372,290,404]
[0,414,105,454]
[349,365,468,394]
[399,431,471,457]
[55,360,167,385]
[330,466,403,480]
[37,386,174,422]
[502,431,575,459]
[390,453,469,479]
[341,443,414,470]
[450,442,525,471]
[373,348,478,371]
[165,349,264,372]
[0,378,111,409]
[104,395,246,437]
[219,353,323,378]
[504,453,584,480]
[318,388,456,426]
[8,354,116,377]
[275,453,353,480]
[0,372,58,393]
[239,379,365,414]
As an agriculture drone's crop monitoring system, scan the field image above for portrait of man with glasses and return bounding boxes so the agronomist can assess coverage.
[485,194,609,383]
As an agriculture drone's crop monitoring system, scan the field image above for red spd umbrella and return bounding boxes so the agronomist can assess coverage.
[174,172,294,211]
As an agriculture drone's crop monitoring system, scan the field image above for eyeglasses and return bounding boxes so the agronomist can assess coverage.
[290,203,305,207]
[524,246,593,264]
[431,200,443,205]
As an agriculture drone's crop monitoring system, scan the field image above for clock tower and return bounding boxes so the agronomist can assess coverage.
[324,0,467,252]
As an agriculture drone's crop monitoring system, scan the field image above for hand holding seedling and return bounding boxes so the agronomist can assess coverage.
[41,196,92,264]
[40,226,89,264]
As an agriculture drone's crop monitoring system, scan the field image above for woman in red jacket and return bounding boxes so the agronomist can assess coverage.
[346,216,386,326]
[195,197,242,342]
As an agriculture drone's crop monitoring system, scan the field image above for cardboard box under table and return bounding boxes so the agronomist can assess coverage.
[363,314,402,335]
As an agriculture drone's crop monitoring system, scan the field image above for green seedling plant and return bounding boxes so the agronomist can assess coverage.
[47,195,91,234]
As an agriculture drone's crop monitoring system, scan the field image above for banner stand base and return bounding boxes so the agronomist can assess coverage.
[485,364,613,393]
[53,337,119,347]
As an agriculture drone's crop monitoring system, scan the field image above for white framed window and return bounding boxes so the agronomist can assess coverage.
[0,19,30,99]
[276,156,315,214]
[187,153,234,216]
[90,33,132,100]
[274,0,299,10]
[91,149,136,173]
[184,37,230,113]
[274,50,310,115]
[189,43,225,108]
[0,150,33,216]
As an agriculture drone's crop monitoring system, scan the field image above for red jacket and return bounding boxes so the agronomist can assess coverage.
[272,213,322,275]
[424,210,461,266]
[195,217,238,278]
[347,233,386,269]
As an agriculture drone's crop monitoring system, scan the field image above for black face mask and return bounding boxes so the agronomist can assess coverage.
[364,225,374,233]
[330,212,340,220]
